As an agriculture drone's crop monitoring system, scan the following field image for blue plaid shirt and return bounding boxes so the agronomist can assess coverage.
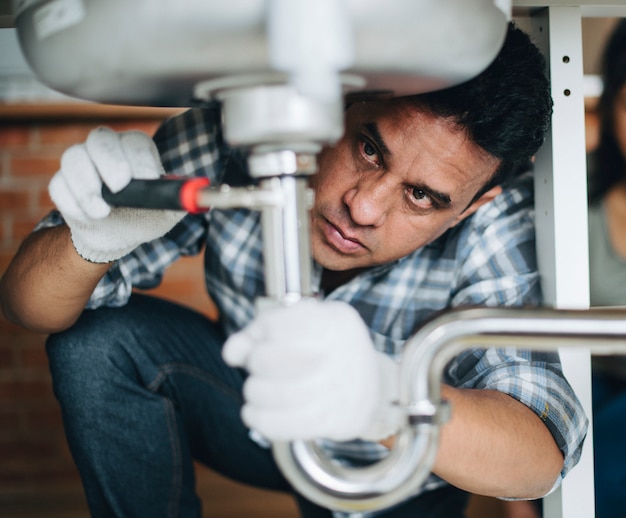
[37,106,587,511]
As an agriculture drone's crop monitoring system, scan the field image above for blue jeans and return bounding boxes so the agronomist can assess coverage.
[592,365,626,518]
[46,294,468,517]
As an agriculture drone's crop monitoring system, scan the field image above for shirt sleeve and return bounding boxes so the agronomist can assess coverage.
[447,346,587,496]
[444,175,588,493]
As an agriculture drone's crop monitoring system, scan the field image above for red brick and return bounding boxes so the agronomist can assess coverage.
[37,188,55,213]
[0,347,14,368]
[12,215,48,242]
[37,122,99,146]
[23,407,63,430]
[17,344,49,370]
[0,406,23,431]
[0,112,201,500]
[0,189,30,211]
[13,330,47,344]
[0,469,30,487]
[0,315,27,334]
[159,254,204,279]
[0,380,54,401]
[27,465,83,487]
[10,155,60,177]
[0,125,31,149]
[0,437,59,463]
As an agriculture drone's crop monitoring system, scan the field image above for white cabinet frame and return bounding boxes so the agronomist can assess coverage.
[514,3,626,517]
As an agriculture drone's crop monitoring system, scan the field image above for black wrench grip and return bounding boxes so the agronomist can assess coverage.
[101,177,211,214]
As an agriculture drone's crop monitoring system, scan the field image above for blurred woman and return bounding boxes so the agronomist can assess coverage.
[587,18,626,518]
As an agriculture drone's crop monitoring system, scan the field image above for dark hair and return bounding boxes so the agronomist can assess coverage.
[588,19,626,204]
[409,22,553,200]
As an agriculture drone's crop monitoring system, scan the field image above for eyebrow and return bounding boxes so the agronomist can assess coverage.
[426,187,452,206]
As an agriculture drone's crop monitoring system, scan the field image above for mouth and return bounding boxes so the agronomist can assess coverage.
[321,218,367,255]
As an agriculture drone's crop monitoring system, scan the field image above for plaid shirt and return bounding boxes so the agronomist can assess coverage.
[37,106,587,513]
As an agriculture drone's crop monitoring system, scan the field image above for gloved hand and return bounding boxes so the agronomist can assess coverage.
[48,126,186,263]
[223,299,402,442]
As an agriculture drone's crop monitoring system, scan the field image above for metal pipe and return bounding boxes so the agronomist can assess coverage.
[248,150,316,307]
[273,306,626,513]
[258,175,314,303]
[196,183,285,210]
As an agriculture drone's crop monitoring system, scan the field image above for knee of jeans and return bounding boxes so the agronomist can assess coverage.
[46,308,136,405]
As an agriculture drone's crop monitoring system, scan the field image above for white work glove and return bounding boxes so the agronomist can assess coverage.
[48,126,186,263]
[223,299,402,442]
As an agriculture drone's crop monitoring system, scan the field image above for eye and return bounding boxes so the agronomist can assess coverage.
[363,141,376,157]
[407,187,435,211]
[359,139,382,166]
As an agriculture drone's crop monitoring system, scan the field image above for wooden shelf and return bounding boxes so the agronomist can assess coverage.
[0,102,186,121]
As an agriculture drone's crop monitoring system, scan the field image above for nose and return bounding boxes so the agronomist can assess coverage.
[342,175,393,227]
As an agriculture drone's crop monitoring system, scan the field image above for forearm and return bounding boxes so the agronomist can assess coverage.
[0,225,110,333]
[432,384,563,499]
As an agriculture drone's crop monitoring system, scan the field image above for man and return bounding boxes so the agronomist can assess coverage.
[0,23,586,517]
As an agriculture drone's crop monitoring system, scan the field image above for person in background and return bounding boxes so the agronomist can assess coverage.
[502,18,626,518]
[587,18,626,518]
[0,23,586,518]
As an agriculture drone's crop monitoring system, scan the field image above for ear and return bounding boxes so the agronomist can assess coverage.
[451,185,503,227]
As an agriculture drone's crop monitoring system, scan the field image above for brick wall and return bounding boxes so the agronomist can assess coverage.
[0,105,216,502]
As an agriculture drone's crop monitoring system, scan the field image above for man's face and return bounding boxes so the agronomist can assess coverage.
[309,98,501,272]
